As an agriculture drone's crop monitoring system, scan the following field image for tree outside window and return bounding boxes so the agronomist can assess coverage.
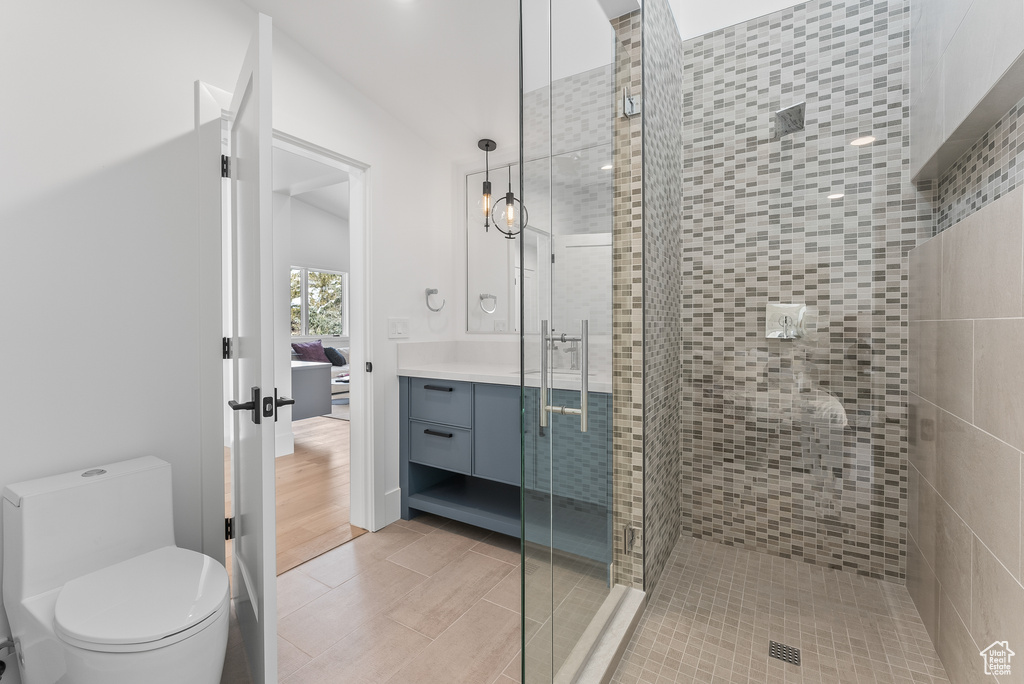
[291,267,347,337]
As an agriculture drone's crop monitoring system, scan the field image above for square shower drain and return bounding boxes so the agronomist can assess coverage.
[769,641,801,666]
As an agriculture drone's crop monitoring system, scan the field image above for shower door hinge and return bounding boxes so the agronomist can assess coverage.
[624,524,637,554]
[225,517,235,541]
[620,87,641,118]
[222,337,232,359]
[221,154,230,178]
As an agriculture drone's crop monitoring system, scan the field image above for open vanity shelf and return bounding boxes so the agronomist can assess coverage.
[399,377,522,537]
[399,374,613,567]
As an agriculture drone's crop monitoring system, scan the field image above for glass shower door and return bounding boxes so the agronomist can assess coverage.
[521,0,616,679]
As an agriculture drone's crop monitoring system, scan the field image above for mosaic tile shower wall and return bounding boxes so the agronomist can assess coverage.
[935,92,1024,233]
[678,0,933,581]
[610,9,645,590]
[640,0,684,595]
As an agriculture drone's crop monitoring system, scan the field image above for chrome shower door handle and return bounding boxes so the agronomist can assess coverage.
[540,319,549,428]
[580,319,588,433]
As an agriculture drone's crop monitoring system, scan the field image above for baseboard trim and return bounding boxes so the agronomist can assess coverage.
[275,429,294,458]
[382,488,402,528]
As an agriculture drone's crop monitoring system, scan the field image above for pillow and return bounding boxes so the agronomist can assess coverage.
[291,340,330,363]
[324,346,348,366]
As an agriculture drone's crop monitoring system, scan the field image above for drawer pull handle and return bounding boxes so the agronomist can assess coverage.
[424,385,454,392]
[424,429,454,438]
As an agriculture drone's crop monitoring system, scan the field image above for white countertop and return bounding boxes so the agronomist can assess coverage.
[397,361,612,393]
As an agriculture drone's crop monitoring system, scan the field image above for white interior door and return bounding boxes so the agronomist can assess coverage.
[227,13,277,683]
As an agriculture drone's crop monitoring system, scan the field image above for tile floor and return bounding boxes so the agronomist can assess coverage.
[221,513,524,684]
[610,535,951,684]
[223,526,952,684]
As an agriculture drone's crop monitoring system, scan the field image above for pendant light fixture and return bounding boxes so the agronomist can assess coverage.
[478,139,496,230]
[490,165,527,239]
[478,138,527,239]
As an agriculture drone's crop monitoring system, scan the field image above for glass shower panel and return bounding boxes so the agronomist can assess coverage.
[521,0,554,675]
[521,0,616,680]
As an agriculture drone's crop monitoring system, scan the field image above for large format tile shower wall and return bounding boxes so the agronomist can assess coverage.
[908,145,1024,680]
[678,0,933,581]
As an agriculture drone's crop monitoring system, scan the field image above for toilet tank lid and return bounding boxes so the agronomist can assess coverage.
[2,456,168,507]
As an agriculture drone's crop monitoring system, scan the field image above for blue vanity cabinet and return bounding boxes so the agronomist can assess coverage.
[472,383,521,486]
[399,376,521,537]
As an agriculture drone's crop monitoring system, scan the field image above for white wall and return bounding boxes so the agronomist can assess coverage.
[0,0,457,666]
[289,196,349,273]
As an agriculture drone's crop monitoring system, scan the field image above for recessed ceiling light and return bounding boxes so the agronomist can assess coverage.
[851,135,876,146]
[600,164,613,170]
[827,193,845,199]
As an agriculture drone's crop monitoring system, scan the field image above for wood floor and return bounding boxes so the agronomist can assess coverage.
[225,416,366,576]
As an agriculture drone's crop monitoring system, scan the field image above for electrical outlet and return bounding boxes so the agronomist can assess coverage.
[388,318,410,339]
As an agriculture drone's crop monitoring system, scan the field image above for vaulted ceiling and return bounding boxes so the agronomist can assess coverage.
[241,0,799,161]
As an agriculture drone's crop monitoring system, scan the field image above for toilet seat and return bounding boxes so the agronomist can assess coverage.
[54,546,229,653]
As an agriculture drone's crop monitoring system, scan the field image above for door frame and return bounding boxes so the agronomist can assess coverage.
[271,131,374,533]
[196,85,375,564]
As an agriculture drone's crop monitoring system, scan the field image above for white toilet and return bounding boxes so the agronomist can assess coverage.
[3,456,229,684]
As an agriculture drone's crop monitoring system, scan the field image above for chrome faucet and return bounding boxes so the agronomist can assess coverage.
[551,331,580,370]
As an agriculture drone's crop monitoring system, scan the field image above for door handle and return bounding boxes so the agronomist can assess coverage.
[540,320,549,428]
[273,389,295,422]
[580,319,589,433]
[539,320,589,433]
[228,386,262,425]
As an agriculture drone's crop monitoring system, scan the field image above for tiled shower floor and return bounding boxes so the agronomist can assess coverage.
[611,536,950,684]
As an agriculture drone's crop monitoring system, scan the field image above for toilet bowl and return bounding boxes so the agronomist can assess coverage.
[3,457,230,684]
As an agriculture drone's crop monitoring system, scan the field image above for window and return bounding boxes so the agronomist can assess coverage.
[290,267,348,337]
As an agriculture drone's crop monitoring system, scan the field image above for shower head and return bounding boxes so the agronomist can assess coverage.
[773,102,806,140]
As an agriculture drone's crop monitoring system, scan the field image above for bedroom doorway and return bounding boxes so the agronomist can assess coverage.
[201,115,375,578]
[272,134,366,574]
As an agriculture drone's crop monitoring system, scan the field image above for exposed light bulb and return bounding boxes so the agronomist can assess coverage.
[506,201,515,228]
[851,135,876,146]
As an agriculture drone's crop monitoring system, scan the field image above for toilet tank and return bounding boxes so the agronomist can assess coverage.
[3,456,176,601]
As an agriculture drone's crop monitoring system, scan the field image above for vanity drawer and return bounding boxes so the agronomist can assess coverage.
[409,378,472,428]
[409,420,472,474]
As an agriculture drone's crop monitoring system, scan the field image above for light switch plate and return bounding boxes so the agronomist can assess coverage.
[765,303,805,339]
[388,317,410,339]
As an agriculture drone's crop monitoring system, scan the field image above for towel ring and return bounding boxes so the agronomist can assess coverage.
[479,293,497,314]
[425,288,445,312]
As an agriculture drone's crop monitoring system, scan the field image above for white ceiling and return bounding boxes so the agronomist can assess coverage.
[244,0,520,163]
[667,0,801,41]
[244,0,799,160]
[272,146,350,218]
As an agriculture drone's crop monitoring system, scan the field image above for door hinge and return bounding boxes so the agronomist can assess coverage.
[222,337,232,359]
[225,517,235,541]
[623,523,637,554]
[221,154,230,178]
[551,253,555,264]
[365,362,373,373]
